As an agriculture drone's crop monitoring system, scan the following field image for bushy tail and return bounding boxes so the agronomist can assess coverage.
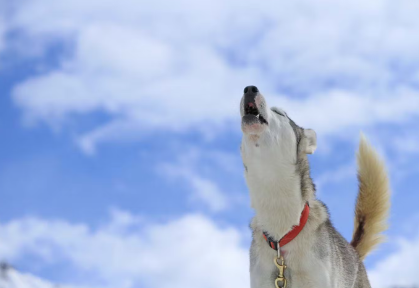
[350,134,391,260]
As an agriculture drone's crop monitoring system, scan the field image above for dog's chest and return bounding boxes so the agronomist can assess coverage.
[250,238,333,288]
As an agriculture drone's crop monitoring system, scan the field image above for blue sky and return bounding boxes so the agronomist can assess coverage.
[1,0,419,287]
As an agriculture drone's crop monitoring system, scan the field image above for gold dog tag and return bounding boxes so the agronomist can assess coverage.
[274,256,287,288]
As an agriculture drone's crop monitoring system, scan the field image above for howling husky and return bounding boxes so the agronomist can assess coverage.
[240,86,390,288]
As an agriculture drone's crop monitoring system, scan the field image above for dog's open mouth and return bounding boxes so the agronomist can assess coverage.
[243,103,268,125]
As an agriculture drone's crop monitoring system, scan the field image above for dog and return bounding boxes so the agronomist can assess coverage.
[240,86,390,288]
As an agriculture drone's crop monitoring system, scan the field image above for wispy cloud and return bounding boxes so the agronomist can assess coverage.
[159,148,246,212]
[369,223,419,287]
[0,210,250,288]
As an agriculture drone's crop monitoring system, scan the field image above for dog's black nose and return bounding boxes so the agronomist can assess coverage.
[243,86,259,107]
[244,86,259,94]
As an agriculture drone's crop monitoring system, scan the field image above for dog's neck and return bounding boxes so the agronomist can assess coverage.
[244,141,314,241]
[249,172,306,241]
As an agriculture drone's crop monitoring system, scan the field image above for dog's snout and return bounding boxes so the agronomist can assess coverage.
[243,85,259,107]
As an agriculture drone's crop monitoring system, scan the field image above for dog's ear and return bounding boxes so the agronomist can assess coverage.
[303,129,317,154]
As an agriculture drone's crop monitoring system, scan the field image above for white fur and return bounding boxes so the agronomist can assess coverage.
[241,96,334,288]
[241,107,304,240]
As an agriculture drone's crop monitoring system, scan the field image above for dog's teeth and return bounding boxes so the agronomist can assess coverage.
[256,114,260,118]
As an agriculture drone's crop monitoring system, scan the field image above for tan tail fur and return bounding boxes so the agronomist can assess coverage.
[350,134,391,260]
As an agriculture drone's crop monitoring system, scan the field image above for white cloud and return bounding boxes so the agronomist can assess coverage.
[0,211,250,288]
[369,229,419,287]
[4,0,419,152]
[273,90,419,135]
[0,266,96,288]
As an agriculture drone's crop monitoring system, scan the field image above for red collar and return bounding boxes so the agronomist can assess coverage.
[263,202,310,251]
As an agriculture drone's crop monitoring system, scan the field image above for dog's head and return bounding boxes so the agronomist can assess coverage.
[240,86,317,186]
